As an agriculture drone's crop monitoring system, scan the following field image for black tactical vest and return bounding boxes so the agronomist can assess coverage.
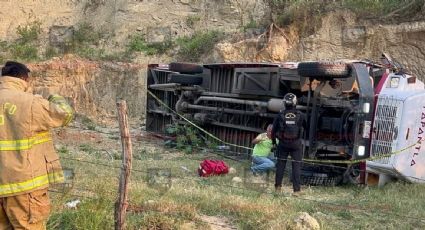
[278,109,302,141]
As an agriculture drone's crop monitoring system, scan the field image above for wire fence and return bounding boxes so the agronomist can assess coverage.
[54,152,425,226]
[51,92,425,228]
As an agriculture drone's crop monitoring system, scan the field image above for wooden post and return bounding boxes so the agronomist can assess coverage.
[115,100,133,230]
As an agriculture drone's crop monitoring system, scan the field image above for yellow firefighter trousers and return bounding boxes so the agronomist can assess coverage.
[0,189,50,230]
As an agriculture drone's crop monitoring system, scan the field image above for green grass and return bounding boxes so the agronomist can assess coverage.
[176,30,224,62]
[127,35,174,56]
[342,0,418,15]
[16,21,41,44]
[5,21,41,61]
[49,137,425,229]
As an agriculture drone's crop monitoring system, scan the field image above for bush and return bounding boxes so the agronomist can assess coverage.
[73,23,102,46]
[16,21,41,44]
[270,0,325,36]
[9,43,38,61]
[127,35,174,56]
[6,21,41,61]
[65,23,99,59]
[166,124,203,154]
[176,30,224,62]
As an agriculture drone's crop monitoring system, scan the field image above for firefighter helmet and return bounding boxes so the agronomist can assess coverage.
[283,93,297,107]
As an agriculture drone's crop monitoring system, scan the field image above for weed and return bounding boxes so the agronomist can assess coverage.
[62,22,107,60]
[79,144,96,155]
[5,21,41,61]
[242,18,258,31]
[111,150,123,160]
[272,0,324,36]
[186,15,201,28]
[166,124,203,154]
[140,212,179,230]
[9,43,38,61]
[176,30,224,62]
[58,146,70,155]
[73,23,102,46]
[127,35,174,56]
[48,196,114,229]
[134,148,153,160]
[16,21,41,44]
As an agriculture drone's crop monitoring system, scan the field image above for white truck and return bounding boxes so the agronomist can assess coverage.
[367,55,425,185]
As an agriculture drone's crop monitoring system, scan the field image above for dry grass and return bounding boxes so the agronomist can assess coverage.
[47,127,425,229]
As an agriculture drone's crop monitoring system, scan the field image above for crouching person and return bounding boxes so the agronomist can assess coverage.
[251,124,276,175]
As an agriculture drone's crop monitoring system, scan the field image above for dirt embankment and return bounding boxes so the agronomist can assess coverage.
[215,10,425,79]
[28,55,146,122]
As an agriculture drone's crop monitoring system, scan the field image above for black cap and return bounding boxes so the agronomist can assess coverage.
[1,61,30,79]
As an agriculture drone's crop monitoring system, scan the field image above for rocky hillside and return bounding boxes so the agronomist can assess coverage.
[1,0,425,120]
[27,55,146,122]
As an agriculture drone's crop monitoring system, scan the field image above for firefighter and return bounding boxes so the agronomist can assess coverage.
[271,93,306,195]
[0,61,73,229]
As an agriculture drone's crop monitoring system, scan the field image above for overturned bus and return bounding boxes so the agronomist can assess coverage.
[145,54,425,185]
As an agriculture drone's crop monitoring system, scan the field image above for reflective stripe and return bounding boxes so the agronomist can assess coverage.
[58,103,73,126]
[0,172,64,196]
[50,95,73,126]
[47,170,65,184]
[0,132,52,151]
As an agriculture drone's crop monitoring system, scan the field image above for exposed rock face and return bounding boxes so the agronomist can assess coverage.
[214,24,297,62]
[215,10,425,79]
[0,0,268,47]
[28,55,146,121]
[291,11,425,78]
[2,2,425,121]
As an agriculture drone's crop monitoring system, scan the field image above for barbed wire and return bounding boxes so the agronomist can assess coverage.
[59,155,424,218]
[54,160,425,224]
[60,151,425,185]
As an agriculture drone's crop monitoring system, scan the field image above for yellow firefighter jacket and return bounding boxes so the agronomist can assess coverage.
[0,76,73,197]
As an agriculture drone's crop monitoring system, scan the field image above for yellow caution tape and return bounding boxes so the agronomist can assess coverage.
[147,90,420,164]
[148,90,252,150]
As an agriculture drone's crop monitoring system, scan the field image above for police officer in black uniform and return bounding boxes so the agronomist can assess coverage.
[271,93,306,194]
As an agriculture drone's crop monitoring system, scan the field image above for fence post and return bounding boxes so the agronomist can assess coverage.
[115,100,133,230]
